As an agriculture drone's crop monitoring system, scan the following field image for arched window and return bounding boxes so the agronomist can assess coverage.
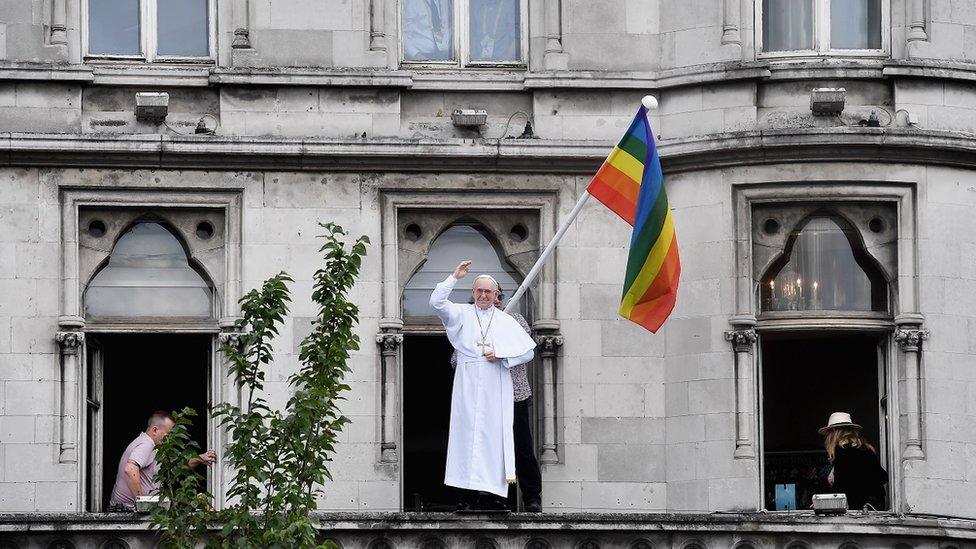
[760,216,887,313]
[85,222,214,318]
[402,224,523,318]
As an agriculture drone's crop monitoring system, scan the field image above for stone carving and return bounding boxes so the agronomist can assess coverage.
[630,541,653,549]
[55,331,85,351]
[526,539,552,549]
[894,328,929,350]
[100,540,130,549]
[420,539,446,549]
[578,540,600,549]
[368,539,393,549]
[535,334,564,355]
[376,333,404,355]
[475,539,498,549]
[218,331,248,350]
[723,329,757,352]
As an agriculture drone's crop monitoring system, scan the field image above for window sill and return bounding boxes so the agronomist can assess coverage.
[407,67,526,91]
[764,57,888,81]
[87,63,213,87]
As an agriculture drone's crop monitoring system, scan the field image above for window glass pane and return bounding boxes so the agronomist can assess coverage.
[158,0,210,56]
[830,0,882,49]
[760,217,887,312]
[403,0,455,61]
[469,0,521,62]
[85,222,213,318]
[402,225,523,317]
[762,0,814,52]
[88,0,140,55]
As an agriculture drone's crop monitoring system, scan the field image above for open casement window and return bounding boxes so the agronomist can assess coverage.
[402,224,524,321]
[401,0,527,67]
[85,0,214,61]
[759,215,888,315]
[85,221,216,320]
[758,0,888,58]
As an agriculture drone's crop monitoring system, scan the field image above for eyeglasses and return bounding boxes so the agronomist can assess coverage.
[473,288,498,296]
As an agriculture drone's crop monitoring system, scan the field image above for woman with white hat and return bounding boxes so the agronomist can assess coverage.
[819,412,888,510]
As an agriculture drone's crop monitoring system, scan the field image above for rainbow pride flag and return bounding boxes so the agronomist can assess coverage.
[586,105,680,333]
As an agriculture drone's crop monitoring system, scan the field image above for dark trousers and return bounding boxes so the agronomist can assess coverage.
[515,398,542,503]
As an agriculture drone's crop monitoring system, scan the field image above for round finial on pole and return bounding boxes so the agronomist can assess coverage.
[641,95,659,110]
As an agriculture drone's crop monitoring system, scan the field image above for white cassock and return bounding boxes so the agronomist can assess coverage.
[430,275,536,497]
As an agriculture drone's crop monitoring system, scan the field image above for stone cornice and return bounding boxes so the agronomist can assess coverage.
[3,128,976,174]
[2,58,976,90]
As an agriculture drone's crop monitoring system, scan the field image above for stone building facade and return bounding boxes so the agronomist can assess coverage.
[1,0,976,547]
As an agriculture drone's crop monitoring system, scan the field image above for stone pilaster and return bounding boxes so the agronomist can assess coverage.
[50,0,68,46]
[55,330,85,463]
[721,0,741,46]
[725,317,757,459]
[232,0,252,48]
[544,0,568,70]
[377,328,403,463]
[894,317,928,460]
[907,0,927,43]
[534,324,563,464]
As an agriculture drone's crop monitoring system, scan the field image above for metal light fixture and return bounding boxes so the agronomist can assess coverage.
[451,109,488,128]
[135,92,169,122]
[810,88,846,116]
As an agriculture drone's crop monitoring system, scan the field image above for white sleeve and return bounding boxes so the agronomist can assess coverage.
[429,275,463,327]
[500,347,534,370]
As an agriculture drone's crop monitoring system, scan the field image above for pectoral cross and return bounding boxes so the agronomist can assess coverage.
[477,339,491,355]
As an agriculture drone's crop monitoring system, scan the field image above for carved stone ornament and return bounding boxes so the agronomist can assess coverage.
[894,328,929,350]
[218,331,248,350]
[55,331,85,350]
[376,332,404,354]
[535,334,564,354]
[724,329,757,352]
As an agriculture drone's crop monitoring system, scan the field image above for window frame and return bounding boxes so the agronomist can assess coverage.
[756,0,890,59]
[399,0,529,69]
[82,0,216,63]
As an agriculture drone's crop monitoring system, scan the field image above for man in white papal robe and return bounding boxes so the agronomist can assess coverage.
[430,260,536,508]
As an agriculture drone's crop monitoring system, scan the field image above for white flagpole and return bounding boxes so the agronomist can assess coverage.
[504,95,658,314]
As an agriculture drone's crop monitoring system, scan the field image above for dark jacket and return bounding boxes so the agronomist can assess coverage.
[831,444,888,510]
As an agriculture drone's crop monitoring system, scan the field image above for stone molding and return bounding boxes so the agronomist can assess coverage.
[535,334,564,356]
[376,332,403,355]
[6,128,976,175]
[55,330,86,352]
[218,331,248,350]
[55,330,86,464]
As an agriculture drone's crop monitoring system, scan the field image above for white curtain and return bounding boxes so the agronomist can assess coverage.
[830,0,882,49]
[762,0,814,52]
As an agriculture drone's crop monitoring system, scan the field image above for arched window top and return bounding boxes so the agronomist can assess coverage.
[760,215,888,313]
[85,222,214,318]
[403,224,523,318]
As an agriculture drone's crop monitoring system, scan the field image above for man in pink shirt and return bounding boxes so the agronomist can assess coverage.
[108,411,216,512]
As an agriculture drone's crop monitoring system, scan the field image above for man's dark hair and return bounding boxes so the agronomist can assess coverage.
[147,411,174,430]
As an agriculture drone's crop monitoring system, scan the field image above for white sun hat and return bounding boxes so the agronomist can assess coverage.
[818,411,862,434]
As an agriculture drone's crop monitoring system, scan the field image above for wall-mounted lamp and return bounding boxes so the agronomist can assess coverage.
[810,88,845,116]
[135,92,169,122]
[452,108,488,128]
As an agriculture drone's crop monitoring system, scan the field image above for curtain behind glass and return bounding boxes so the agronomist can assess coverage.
[762,0,814,52]
[402,225,522,317]
[760,217,887,312]
[85,223,213,318]
[157,0,209,56]
[830,0,881,49]
[469,0,520,62]
[403,0,455,61]
[89,0,141,55]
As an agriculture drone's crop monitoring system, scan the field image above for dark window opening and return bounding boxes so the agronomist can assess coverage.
[761,333,887,511]
[88,333,210,511]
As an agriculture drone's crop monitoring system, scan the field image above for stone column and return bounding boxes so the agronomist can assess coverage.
[232,0,251,48]
[377,328,403,463]
[50,0,68,45]
[216,330,247,508]
[895,323,928,460]
[721,0,741,45]
[369,0,386,52]
[544,0,568,70]
[56,330,85,463]
[534,324,562,464]
[725,321,757,459]
[907,0,927,42]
